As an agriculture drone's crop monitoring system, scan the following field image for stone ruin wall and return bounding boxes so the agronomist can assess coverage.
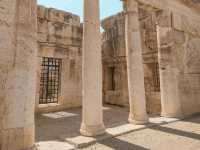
[36,5,82,112]
[102,13,129,108]
[35,1,200,116]
[102,8,161,115]
[140,9,161,115]
[156,4,200,116]
[36,5,161,115]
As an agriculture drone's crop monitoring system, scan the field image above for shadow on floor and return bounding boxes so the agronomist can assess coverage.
[183,113,200,124]
[148,115,200,141]
[99,135,150,150]
[149,125,200,140]
[35,105,129,142]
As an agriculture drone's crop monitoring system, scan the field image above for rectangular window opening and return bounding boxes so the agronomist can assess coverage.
[39,57,61,104]
[107,67,116,91]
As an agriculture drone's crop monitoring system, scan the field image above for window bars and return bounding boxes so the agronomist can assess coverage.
[39,57,61,104]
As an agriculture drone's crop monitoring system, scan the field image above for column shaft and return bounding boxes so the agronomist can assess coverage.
[156,10,183,117]
[0,0,37,149]
[124,0,148,124]
[80,0,105,136]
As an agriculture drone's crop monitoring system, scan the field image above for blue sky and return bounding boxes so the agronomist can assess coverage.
[38,0,123,21]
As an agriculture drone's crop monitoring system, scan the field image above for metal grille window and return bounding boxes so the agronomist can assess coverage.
[153,63,160,92]
[39,57,61,104]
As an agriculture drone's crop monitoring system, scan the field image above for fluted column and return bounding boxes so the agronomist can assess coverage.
[80,0,105,136]
[0,0,37,150]
[124,0,149,124]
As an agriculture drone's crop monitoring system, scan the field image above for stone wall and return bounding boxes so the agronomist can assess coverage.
[140,9,161,115]
[157,7,200,117]
[36,5,82,113]
[0,0,37,149]
[101,8,161,115]
[102,13,129,107]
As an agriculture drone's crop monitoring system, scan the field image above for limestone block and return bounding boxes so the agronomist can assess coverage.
[172,30,186,45]
[72,26,83,39]
[70,16,81,27]
[48,34,56,43]
[54,23,72,38]
[39,45,55,57]
[69,47,80,58]
[157,26,173,47]
[48,22,56,35]
[146,92,161,115]
[170,44,185,71]
[48,8,80,26]
[38,18,48,34]
[1,125,35,150]
[178,74,200,116]
[172,13,182,31]
[104,91,124,106]
[48,8,66,23]
[37,5,48,19]
[156,10,172,27]
[1,128,24,150]
[172,12,200,37]
[37,32,48,42]
[56,37,73,46]
[101,12,125,31]
[63,25,73,37]
[23,125,35,149]
[183,36,200,73]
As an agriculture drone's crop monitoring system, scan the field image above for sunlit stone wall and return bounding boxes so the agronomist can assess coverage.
[101,8,161,115]
[36,5,83,113]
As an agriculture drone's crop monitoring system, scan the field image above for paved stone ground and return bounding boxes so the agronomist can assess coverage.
[36,105,129,142]
[82,114,200,150]
[36,106,200,150]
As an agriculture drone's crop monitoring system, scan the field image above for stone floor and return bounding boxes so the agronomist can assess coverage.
[35,105,200,150]
[36,105,129,142]
[82,114,200,150]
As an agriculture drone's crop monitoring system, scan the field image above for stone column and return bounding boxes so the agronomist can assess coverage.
[80,0,105,136]
[124,0,148,124]
[156,10,183,118]
[0,0,37,150]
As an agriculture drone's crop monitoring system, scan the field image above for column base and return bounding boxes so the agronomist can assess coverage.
[80,123,105,137]
[128,114,149,125]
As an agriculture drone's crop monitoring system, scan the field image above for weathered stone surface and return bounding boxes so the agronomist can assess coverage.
[102,12,129,107]
[36,6,82,112]
[156,9,200,117]
[0,0,37,149]
[172,12,200,37]
[101,8,161,115]
[80,0,105,136]
[123,0,149,124]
